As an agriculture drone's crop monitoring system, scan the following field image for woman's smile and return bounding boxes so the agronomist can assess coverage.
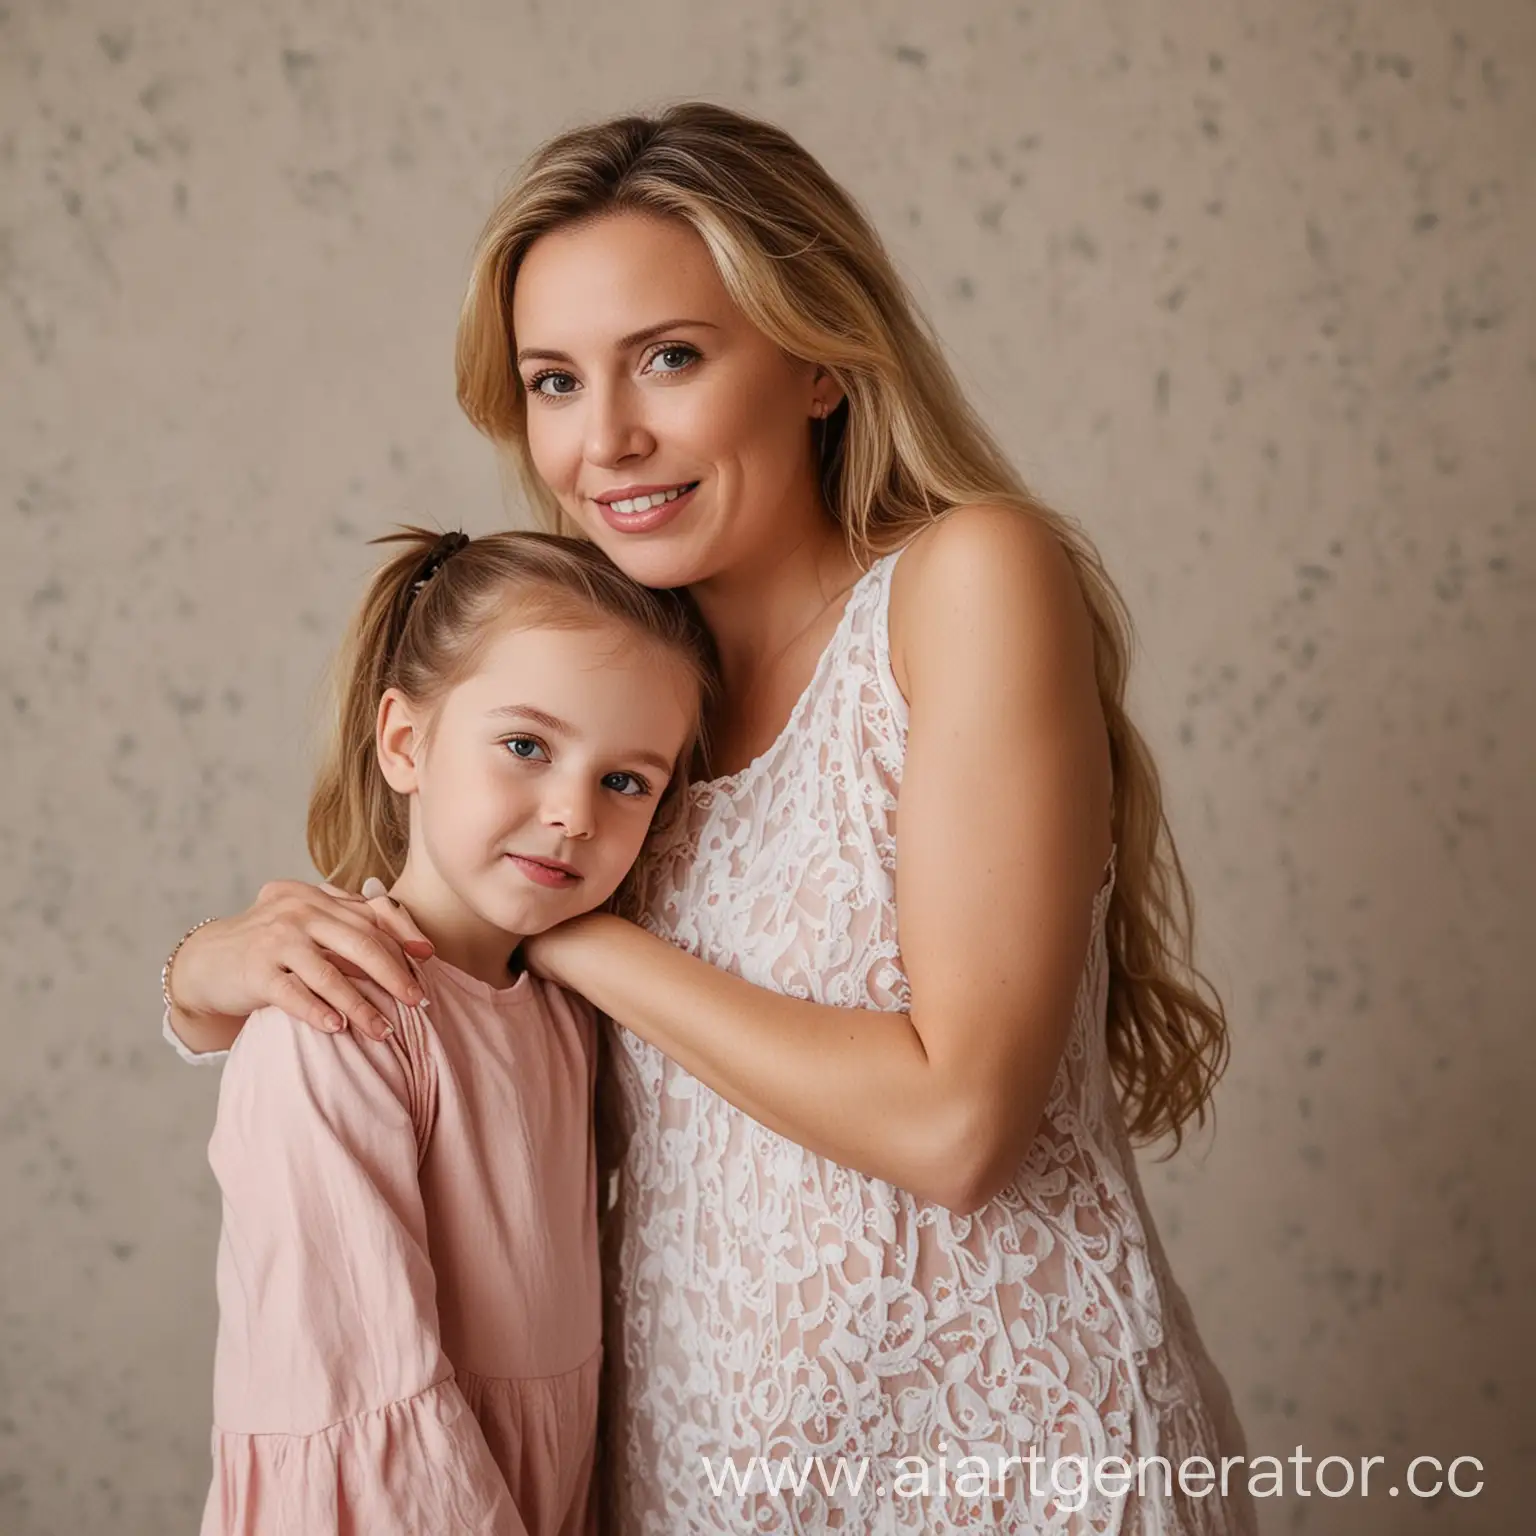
[592,480,701,534]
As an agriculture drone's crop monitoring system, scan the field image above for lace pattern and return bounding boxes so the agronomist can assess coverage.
[603,550,1255,1534]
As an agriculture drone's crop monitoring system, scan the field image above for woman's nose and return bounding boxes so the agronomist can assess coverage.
[583,379,653,466]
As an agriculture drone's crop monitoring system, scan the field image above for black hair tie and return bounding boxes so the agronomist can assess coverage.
[408,530,471,598]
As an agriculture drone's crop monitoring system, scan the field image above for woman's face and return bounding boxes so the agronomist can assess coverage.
[511,211,831,591]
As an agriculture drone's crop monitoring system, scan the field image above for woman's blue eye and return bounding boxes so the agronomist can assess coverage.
[649,344,698,374]
[526,371,577,398]
[504,736,549,761]
[524,344,697,401]
[603,771,649,798]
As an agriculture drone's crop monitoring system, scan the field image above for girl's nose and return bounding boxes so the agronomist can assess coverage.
[542,780,596,841]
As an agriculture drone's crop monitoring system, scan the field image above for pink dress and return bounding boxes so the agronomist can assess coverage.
[199,953,601,1536]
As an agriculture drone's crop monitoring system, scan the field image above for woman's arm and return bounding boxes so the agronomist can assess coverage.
[203,1004,526,1535]
[528,506,1114,1214]
[163,880,435,1053]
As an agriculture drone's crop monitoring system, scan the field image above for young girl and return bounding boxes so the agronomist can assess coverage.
[184,527,710,1536]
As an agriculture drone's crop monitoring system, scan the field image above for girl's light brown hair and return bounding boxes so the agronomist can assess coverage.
[454,101,1229,1152]
[307,527,714,903]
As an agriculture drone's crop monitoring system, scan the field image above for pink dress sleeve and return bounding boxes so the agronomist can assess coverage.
[200,1004,528,1536]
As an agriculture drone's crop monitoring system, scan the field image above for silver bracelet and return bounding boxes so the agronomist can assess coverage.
[161,916,221,1015]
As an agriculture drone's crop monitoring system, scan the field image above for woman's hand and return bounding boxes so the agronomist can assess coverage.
[167,879,435,1047]
[520,912,614,993]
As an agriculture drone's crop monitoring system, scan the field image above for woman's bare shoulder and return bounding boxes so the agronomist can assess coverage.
[888,503,1092,701]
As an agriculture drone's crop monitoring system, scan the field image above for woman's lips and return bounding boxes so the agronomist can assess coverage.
[506,854,581,889]
[594,481,699,534]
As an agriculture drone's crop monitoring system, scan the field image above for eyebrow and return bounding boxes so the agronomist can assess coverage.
[486,704,676,775]
[515,318,720,368]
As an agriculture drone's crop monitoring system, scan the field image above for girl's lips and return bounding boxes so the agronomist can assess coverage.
[594,481,699,535]
[506,854,581,889]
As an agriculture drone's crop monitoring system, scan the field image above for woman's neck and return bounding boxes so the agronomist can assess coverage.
[689,518,864,700]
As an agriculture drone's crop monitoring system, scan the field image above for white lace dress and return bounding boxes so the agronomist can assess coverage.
[603,548,1257,1535]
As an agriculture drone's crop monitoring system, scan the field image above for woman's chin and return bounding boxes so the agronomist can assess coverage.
[574,513,719,590]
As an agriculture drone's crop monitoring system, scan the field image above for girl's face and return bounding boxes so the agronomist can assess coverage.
[378,619,696,951]
[511,211,833,591]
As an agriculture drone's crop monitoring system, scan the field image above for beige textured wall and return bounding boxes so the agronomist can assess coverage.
[4,2,1532,1531]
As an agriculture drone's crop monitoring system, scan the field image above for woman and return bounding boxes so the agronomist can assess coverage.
[162,102,1255,1534]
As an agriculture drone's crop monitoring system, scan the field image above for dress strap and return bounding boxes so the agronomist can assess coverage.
[866,545,912,734]
[1094,844,1120,922]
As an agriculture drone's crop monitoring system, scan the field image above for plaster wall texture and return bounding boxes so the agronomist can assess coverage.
[3,3,1532,1531]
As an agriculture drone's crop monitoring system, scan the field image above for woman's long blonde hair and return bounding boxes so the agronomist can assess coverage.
[453,102,1229,1150]
[307,527,714,908]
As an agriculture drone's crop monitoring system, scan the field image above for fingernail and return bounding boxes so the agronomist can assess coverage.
[363,877,403,910]
[324,1013,343,1032]
[380,1023,395,1038]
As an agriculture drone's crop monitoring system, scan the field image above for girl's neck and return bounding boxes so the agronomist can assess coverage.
[387,866,525,992]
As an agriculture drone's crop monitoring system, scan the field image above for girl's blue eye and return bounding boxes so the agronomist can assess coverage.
[504,736,549,762]
[603,771,649,798]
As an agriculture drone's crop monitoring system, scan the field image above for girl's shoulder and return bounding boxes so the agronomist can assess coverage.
[226,997,437,1155]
